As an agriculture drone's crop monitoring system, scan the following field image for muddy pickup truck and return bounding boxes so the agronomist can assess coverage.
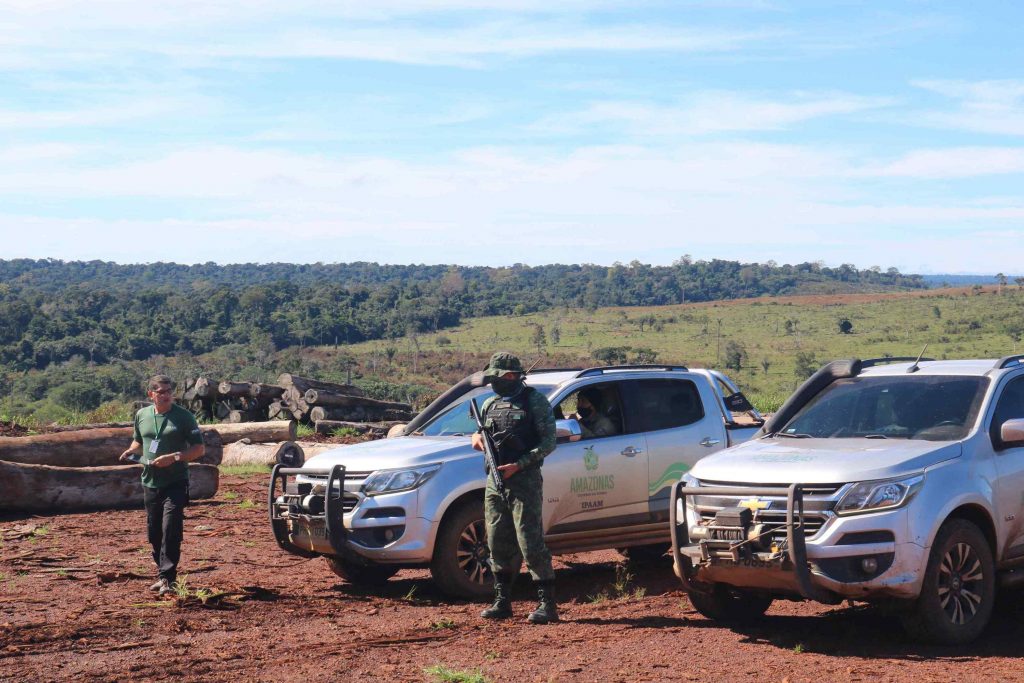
[670,355,1024,644]
[269,364,762,598]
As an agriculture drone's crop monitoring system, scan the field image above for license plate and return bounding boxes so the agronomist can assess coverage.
[708,556,784,570]
[289,519,328,550]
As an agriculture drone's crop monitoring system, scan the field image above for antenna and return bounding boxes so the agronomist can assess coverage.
[907,344,929,374]
[525,358,542,374]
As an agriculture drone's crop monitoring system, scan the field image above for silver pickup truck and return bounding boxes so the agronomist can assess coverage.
[270,365,762,598]
[670,355,1024,644]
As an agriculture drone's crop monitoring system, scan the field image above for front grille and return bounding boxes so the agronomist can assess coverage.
[697,479,843,496]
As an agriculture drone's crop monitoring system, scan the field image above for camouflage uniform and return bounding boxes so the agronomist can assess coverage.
[478,352,559,623]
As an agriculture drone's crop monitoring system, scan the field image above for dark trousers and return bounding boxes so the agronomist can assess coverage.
[144,480,189,583]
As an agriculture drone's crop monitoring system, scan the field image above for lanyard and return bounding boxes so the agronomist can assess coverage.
[152,408,171,442]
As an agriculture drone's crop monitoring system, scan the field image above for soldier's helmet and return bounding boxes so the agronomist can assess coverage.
[484,351,525,377]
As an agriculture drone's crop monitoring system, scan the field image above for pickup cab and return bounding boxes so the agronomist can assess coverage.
[670,355,1024,644]
[270,365,762,598]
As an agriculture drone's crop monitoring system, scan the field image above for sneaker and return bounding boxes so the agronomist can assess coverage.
[158,581,175,597]
[149,578,169,593]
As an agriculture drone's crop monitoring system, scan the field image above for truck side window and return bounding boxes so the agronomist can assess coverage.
[991,377,1024,449]
[625,379,704,433]
[558,383,623,439]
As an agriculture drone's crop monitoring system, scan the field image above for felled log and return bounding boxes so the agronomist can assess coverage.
[221,441,304,467]
[193,377,220,399]
[267,401,287,420]
[45,421,133,432]
[218,381,254,398]
[0,427,223,467]
[277,374,365,398]
[313,420,401,438]
[296,442,336,461]
[0,461,219,512]
[250,383,285,401]
[201,420,296,445]
[302,389,410,412]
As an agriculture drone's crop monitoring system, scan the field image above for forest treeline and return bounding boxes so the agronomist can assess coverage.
[0,258,925,371]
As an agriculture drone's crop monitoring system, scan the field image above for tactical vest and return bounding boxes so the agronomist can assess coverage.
[484,387,541,468]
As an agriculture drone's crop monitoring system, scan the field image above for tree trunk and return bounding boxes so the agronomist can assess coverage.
[303,389,410,411]
[221,441,303,467]
[193,377,220,399]
[0,461,219,512]
[277,374,365,397]
[0,427,223,467]
[44,422,133,432]
[250,383,286,401]
[203,420,296,444]
[218,381,254,398]
[313,420,401,438]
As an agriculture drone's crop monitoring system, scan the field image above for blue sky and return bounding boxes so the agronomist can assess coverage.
[1,1,1023,273]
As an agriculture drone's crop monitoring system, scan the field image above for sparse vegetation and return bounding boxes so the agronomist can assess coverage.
[429,618,457,631]
[423,664,490,683]
[219,464,273,477]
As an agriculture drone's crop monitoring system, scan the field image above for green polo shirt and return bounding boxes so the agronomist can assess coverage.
[132,404,204,489]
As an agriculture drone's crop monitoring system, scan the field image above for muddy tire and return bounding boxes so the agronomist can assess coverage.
[326,557,399,585]
[901,519,995,645]
[619,543,670,567]
[687,584,773,623]
[430,500,493,601]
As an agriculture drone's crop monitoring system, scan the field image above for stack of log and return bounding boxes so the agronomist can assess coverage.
[178,377,287,423]
[268,373,415,425]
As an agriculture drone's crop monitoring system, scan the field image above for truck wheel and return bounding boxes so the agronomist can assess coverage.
[687,584,773,623]
[430,500,493,600]
[326,557,399,585]
[618,543,671,567]
[901,519,995,645]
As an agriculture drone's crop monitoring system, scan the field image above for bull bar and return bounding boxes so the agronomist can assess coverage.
[269,464,347,558]
[669,481,834,602]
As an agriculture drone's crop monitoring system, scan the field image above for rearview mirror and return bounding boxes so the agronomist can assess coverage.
[1000,418,1024,449]
[556,419,582,443]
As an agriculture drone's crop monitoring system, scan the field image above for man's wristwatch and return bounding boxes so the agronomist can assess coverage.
[173,454,181,462]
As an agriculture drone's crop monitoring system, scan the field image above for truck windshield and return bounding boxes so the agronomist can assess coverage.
[418,385,555,436]
[781,375,989,441]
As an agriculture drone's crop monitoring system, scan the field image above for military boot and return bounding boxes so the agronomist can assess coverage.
[527,580,559,624]
[480,574,515,620]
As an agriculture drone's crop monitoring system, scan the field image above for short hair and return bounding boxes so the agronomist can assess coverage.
[147,375,175,392]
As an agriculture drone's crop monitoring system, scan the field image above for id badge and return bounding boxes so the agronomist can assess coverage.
[149,440,160,453]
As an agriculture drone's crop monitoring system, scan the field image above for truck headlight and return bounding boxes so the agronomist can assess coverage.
[362,464,441,496]
[835,475,923,516]
[678,472,699,521]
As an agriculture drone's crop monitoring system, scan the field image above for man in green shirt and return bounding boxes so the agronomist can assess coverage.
[119,375,205,596]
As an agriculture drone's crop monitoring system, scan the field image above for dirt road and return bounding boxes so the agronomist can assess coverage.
[2,473,1022,683]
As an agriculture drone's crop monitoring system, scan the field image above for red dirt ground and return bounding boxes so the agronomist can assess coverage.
[3,473,1023,683]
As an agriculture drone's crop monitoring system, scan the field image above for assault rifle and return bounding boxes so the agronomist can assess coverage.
[469,397,505,495]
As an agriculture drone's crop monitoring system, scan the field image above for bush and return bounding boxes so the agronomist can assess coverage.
[50,381,102,412]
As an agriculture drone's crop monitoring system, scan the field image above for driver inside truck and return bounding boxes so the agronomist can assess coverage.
[574,388,618,439]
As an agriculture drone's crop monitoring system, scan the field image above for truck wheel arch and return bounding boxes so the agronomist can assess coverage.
[941,504,998,560]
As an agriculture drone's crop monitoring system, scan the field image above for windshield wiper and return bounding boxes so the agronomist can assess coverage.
[776,432,812,439]
[864,434,889,439]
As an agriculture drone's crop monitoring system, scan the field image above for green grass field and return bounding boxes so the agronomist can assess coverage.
[342,286,1023,412]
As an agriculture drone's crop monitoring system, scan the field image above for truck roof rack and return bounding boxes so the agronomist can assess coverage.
[575,364,689,378]
[995,355,1024,369]
[527,367,584,374]
[860,356,934,368]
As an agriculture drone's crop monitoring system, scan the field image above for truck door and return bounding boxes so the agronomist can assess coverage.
[543,382,650,535]
[621,377,729,523]
[991,375,1024,558]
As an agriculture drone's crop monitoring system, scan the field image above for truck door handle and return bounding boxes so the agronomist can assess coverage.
[700,437,721,447]
[620,446,643,457]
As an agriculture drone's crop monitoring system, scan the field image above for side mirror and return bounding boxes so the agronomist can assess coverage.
[1000,418,1024,449]
[556,419,583,443]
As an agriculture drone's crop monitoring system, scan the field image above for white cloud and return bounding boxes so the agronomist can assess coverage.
[865,146,1024,179]
[911,79,1024,136]
[2,141,1022,272]
[533,91,893,136]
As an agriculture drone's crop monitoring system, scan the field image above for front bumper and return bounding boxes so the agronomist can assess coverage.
[669,482,925,602]
[269,464,436,565]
